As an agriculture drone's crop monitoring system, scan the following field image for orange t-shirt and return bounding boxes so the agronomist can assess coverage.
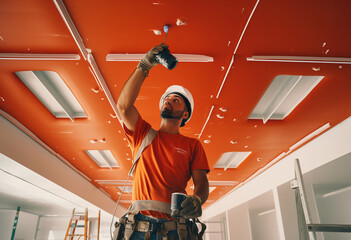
[123,116,210,218]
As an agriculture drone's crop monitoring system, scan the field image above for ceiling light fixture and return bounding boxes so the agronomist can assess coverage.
[249,75,324,123]
[0,53,80,61]
[85,150,119,169]
[215,152,252,170]
[118,186,133,193]
[246,56,351,64]
[208,181,239,186]
[106,54,213,62]
[15,71,87,121]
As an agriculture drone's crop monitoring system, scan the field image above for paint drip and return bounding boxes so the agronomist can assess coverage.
[91,88,99,93]
[176,18,187,26]
[153,30,162,35]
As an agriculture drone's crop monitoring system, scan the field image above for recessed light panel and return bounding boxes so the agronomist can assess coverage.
[249,75,324,123]
[85,150,119,168]
[15,71,87,121]
[215,152,252,170]
[118,186,133,193]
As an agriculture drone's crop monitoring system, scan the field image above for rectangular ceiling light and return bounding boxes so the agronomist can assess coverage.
[215,152,252,170]
[15,71,87,121]
[208,181,239,186]
[118,186,133,193]
[106,54,213,62]
[249,75,324,123]
[85,150,119,169]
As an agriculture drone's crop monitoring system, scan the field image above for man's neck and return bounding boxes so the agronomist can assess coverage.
[159,119,181,134]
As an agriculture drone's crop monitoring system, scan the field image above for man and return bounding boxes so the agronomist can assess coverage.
[116,44,210,239]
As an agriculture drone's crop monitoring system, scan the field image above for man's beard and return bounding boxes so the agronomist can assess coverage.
[160,108,184,120]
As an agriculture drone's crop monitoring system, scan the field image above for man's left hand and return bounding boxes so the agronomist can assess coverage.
[180,195,202,219]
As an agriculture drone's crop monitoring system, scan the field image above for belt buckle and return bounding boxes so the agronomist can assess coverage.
[149,222,156,232]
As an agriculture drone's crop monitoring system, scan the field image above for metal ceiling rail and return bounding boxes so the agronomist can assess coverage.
[106,54,214,62]
[95,180,133,186]
[0,53,80,61]
[53,0,88,60]
[53,0,122,123]
[197,0,261,139]
[246,55,351,64]
[197,105,215,139]
[215,0,261,99]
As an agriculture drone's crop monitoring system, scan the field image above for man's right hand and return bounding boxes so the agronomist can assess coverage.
[137,44,168,75]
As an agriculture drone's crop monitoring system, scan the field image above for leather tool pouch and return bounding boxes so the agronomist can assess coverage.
[186,218,207,240]
[113,216,126,240]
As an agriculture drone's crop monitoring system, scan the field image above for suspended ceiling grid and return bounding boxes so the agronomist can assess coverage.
[0,0,351,209]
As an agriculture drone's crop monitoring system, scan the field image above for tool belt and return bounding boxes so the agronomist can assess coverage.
[113,201,206,240]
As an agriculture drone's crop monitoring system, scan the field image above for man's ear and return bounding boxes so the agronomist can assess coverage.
[183,111,189,120]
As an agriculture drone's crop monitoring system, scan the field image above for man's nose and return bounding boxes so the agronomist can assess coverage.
[164,99,171,105]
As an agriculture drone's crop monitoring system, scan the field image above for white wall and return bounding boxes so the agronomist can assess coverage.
[0,209,38,240]
[276,182,299,240]
[202,117,351,239]
[15,211,38,240]
[35,216,70,240]
[0,115,126,217]
[226,204,251,240]
[0,209,16,240]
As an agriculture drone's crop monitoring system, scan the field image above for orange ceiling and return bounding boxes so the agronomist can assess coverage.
[1,0,351,209]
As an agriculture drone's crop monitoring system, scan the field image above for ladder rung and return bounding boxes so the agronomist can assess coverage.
[72,216,85,220]
[308,224,351,233]
[70,223,86,228]
[68,234,85,236]
[74,212,86,215]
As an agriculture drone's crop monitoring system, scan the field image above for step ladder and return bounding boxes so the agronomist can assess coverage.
[290,158,351,240]
[64,208,101,240]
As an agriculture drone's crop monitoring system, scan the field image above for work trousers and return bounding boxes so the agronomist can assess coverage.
[130,213,179,240]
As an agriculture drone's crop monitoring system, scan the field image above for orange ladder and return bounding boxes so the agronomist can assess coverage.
[64,208,101,240]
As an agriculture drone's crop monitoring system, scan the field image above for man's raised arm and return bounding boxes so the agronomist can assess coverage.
[116,44,168,131]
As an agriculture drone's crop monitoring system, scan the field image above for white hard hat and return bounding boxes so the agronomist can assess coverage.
[159,85,194,126]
